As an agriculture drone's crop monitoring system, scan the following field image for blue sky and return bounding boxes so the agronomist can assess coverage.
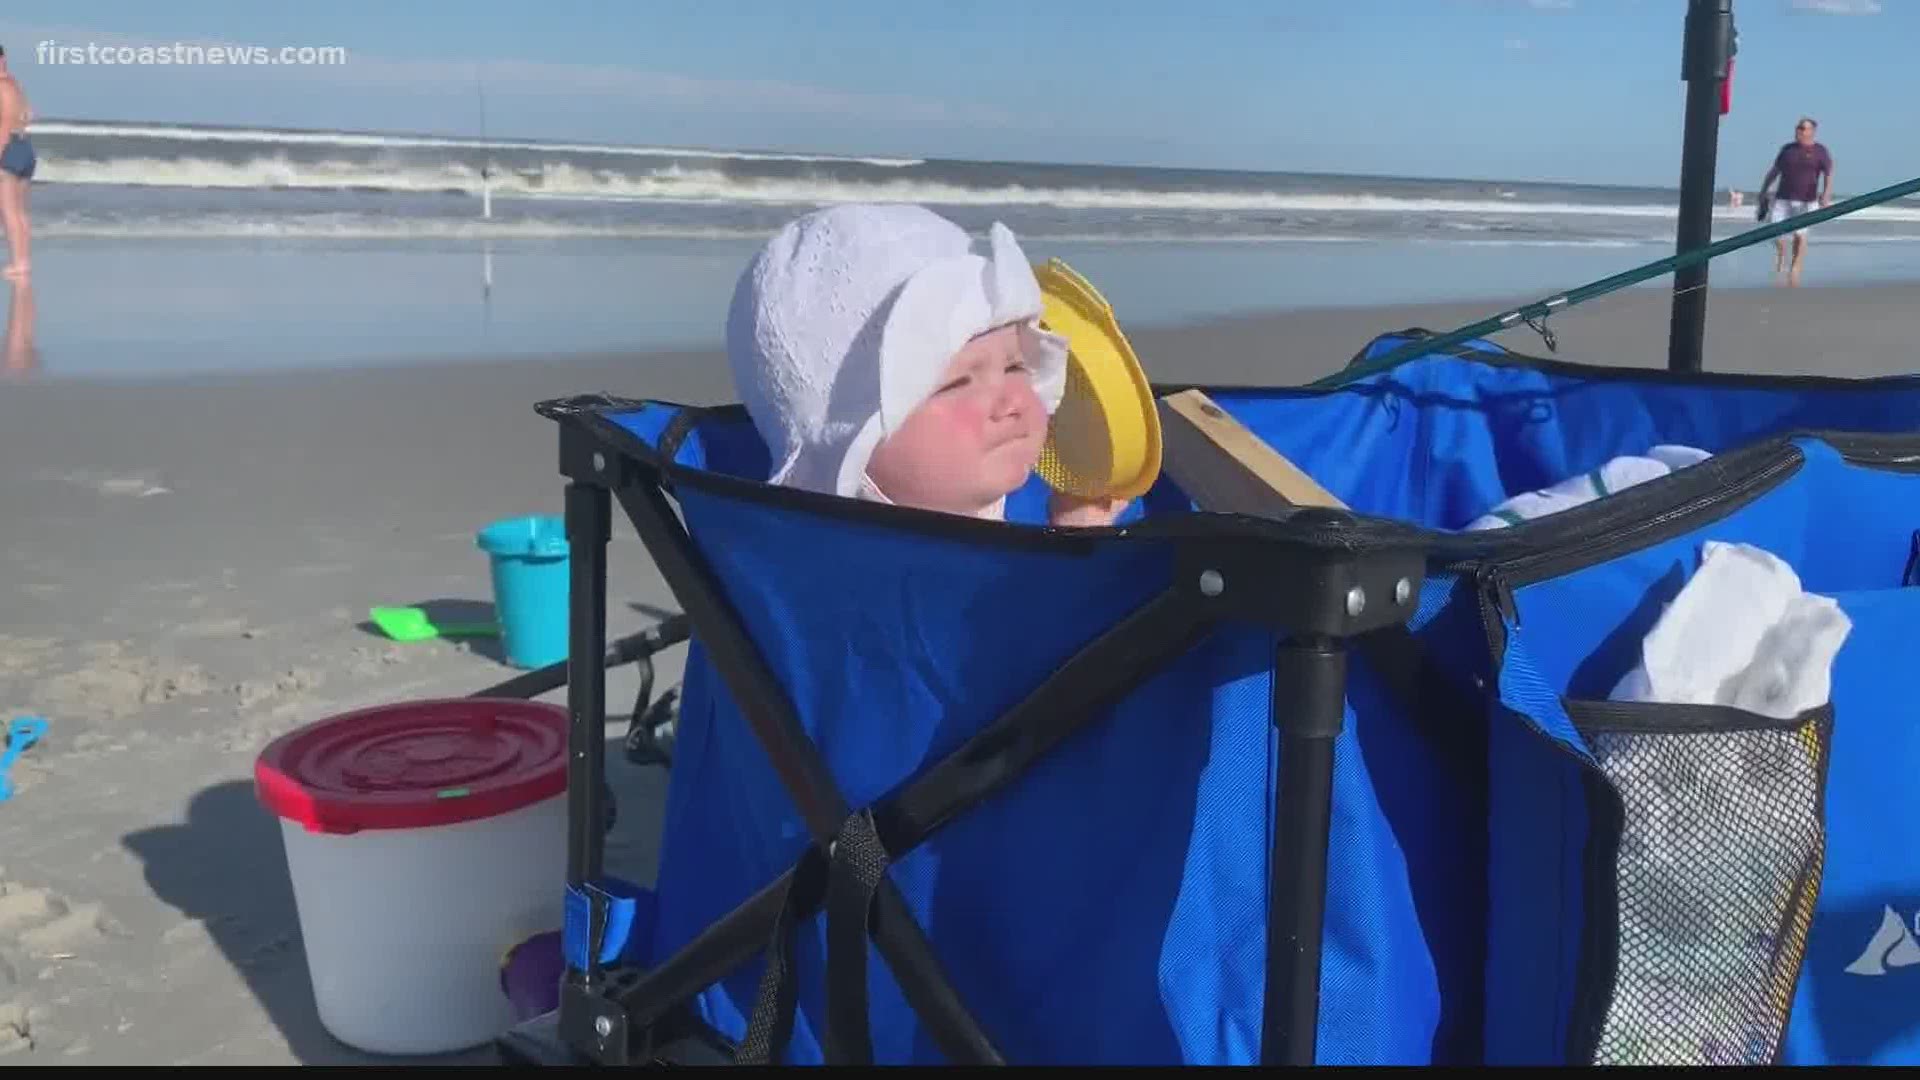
[0,0,1909,189]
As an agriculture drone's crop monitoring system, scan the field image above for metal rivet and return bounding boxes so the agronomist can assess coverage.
[591,451,607,473]
[1346,586,1367,617]
[1198,569,1225,597]
[595,1016,614,1038]
[1394,577,1412,605]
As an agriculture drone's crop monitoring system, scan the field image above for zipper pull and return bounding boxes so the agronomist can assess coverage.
[1481,567,1519,627]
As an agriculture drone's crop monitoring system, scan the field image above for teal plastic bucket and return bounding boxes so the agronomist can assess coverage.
[476,514,569,670]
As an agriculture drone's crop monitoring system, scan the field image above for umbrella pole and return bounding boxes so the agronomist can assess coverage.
[1668,0,1735,373]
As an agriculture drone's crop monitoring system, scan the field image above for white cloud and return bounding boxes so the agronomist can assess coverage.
[1789,0,1882,13]
[1505,38,1534,50]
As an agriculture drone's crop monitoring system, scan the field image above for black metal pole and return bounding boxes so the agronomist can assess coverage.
[564,479,611,974]
[1668,0,1734,373]
[1263,637,1346,1067]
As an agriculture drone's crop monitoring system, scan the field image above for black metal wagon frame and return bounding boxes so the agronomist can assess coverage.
[488,391,1432,1066]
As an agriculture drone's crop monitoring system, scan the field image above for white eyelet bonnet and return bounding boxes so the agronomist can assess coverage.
[726,203,1069,499]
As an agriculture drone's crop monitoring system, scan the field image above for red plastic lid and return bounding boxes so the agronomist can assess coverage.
[255,698,568,835]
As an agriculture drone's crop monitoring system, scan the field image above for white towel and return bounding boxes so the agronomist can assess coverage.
[726,203,1069,506]
[1611,540,1851,719]
[1466,445,1712,531]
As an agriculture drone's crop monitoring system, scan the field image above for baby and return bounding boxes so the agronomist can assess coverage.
[726,203,1126,527]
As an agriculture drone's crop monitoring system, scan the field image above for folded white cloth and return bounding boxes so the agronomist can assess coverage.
[1611,540,1851,719]
[726,203,1070,504]
[1466,445,1713,531]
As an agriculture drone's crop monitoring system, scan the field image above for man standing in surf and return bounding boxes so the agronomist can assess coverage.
[1758,117,1832,288]
[0,44,35,279]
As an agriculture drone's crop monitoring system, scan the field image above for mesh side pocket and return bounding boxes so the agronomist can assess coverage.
[1568,700,1832,1067]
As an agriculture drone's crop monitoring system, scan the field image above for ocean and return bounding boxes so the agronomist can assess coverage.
[10,118,1920,378]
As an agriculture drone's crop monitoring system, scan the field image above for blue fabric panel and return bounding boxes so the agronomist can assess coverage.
[1487,441,1920,1064]
[1484,620,1594,1064]
[1347,570,1495,1063]
[1203,351,1920,530]
[1782,585,1920,1064]
[649,477,1276,1064]
[1328,647,1482,1063]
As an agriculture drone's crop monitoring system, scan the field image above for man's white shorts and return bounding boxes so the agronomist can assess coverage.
[1769,198,1816,240]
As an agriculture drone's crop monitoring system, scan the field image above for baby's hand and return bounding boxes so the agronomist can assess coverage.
[1048,492,1130,529]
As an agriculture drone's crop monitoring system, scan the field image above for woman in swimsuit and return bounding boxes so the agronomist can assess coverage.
[0,44,36,279]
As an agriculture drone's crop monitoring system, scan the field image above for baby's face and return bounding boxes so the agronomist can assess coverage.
[866,323,1047,515]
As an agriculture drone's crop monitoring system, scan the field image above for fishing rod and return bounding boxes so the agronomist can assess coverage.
[1325,170,1920,386]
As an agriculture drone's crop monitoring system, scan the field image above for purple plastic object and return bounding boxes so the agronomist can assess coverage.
[500,930,565,1021]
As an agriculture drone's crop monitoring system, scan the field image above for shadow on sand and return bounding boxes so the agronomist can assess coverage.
[120,780,495,1064]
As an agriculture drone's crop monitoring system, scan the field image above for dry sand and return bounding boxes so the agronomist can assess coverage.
[0,282,1915,1064]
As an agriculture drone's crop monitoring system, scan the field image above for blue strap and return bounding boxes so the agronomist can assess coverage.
[0,716,48,803]
[563,876,656,971]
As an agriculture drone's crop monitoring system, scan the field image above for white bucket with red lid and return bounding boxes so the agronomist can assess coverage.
[255,697,569,1055]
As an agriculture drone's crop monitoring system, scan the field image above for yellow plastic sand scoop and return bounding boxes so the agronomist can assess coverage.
[1032,258,1163,501]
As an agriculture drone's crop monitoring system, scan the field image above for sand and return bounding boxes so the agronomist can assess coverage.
[0,280,1914,1064]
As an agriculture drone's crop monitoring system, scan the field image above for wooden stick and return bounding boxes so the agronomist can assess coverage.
[1156,389,1348,516]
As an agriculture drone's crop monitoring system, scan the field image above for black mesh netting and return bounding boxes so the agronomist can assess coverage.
[1582,711,1831,1066]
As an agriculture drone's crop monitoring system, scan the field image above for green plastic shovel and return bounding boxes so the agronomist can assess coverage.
[369,606,499,643]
